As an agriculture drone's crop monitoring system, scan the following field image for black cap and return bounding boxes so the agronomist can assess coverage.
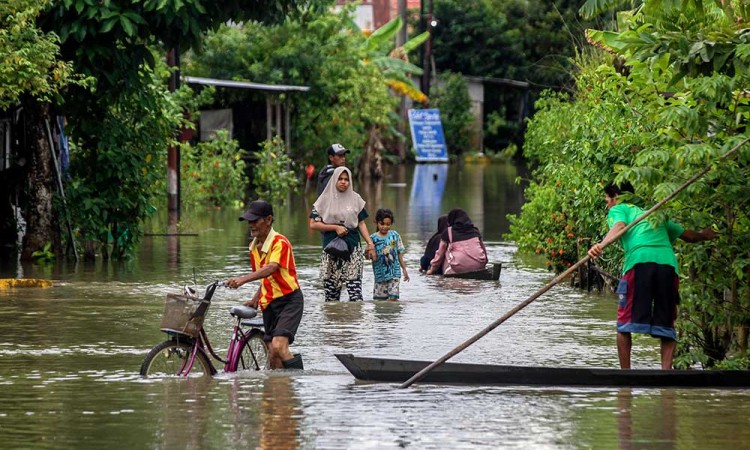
[327,143,349,156]
[239,201,273,222]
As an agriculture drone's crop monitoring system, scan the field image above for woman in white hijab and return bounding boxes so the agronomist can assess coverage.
[309,166,375,301]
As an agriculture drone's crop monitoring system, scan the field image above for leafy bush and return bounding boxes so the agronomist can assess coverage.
[511,1,750,366]
[507,61,640,275]
[252,136,300,204]
[181,130,247,208]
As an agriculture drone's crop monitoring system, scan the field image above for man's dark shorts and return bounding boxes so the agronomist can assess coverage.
[262,289,303,344]
[617,262,679,340]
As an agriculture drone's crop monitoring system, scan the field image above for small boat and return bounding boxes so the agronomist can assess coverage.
[443,263,501,281]
[335,354,750,388]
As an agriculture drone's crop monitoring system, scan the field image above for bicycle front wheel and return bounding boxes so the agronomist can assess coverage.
[239,331,269,371]
[140,340,214,377]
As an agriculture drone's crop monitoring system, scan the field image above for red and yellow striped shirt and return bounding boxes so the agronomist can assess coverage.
[249,228,300,310]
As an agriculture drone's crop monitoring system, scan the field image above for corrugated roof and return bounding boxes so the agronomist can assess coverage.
[183,76,310,92]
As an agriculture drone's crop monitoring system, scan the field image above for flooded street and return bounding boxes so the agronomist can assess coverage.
[1,163,749,449]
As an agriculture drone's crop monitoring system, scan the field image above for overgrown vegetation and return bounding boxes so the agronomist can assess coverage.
[509,1,750,368]
[186,10,398,167]
[252,136,300,204]
[180,130,247,209]
[65,63,183,259]
[4,0,325,260]
[0,0,78,109]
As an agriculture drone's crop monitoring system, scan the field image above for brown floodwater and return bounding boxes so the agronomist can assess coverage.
[1,162,748,449]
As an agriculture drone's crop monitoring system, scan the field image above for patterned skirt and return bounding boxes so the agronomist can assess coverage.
[319,248,364,288]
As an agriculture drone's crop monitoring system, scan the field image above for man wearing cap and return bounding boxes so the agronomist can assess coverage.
[316,143,349,196]
[227,200,304,370]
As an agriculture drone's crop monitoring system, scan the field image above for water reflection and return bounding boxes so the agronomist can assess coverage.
[157,379,212,450]
[321,302,366,348]
[372,299,404,322]
[259,375,300,450]
[617,389,676,450]
[167,235,180,272]
[408,164,449,235]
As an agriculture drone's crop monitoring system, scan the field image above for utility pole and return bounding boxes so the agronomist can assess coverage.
[397,0,407,47]
[397,0,407,160]
[421,0,434,99]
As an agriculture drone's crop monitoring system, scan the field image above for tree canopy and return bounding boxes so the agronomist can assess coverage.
[0,0,78,109]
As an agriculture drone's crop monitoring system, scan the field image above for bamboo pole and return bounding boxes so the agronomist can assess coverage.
[399,136,750,388]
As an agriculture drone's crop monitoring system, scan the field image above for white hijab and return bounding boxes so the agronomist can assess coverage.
[313,166,366,229]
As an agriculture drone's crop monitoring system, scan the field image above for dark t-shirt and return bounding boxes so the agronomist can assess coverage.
[316,165,335,196]
[310,208,369,252]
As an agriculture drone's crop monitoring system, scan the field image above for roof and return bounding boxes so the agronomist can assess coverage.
[464,76,530,89]
[183,76,310,93]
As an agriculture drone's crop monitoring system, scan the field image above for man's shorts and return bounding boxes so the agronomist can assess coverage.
[617,262,679,340]
[262,289,304,344]
[373,279,400,300]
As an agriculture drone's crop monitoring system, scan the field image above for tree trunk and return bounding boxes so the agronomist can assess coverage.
[0,139,19,260]
[359,126,384,181]
[20,97,61,261]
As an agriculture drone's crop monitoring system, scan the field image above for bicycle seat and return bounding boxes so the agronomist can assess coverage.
[229,305,258,319]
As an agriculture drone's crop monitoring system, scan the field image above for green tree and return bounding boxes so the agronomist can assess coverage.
[431,0,600,87]
[0,0,85,260]
[1,0,327,260]
[427,0,602,154]
[582,0,750,367]
[0,0,77,109]
[187,8,395,175]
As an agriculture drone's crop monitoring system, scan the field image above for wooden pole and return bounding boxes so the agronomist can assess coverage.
[399,136,750,388]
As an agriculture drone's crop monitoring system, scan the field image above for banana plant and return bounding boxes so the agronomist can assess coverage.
[363,17,430,103]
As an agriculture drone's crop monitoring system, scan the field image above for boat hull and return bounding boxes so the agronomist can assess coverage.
[443,263,501,281]
[335,354,750,388]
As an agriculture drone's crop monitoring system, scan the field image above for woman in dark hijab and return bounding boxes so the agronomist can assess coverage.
[426,208,487,275]
[420,215,448,273]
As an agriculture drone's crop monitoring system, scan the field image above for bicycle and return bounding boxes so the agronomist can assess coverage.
[140,280,270,377]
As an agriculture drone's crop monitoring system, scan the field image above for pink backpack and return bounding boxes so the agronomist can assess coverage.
[442,227,488,275]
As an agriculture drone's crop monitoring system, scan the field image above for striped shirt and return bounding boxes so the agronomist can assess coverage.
[249,228,300,310]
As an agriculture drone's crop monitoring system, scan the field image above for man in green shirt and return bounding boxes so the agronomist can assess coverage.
[588,183,716,370]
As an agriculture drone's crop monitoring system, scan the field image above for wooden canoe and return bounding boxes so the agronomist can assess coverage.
[335,354,750,388]
[443,263,501,281]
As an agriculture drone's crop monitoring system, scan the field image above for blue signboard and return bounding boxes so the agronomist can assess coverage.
[408,109,449,162]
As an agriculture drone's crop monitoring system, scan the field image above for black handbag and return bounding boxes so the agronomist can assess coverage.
[324,236,351,261]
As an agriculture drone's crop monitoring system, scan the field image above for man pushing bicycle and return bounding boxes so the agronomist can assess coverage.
[227,200,304,370]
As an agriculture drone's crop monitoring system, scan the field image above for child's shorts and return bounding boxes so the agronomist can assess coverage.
[373,279,400,300]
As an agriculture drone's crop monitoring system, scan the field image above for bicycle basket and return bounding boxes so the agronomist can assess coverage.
[160,293,210,338]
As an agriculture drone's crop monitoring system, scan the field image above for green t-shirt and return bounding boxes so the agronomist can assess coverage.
[310,208,369,252]
[607,203,685,274]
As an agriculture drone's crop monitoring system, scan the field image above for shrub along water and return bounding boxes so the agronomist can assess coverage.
[508,2,750,368]
[180,130,247,209]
